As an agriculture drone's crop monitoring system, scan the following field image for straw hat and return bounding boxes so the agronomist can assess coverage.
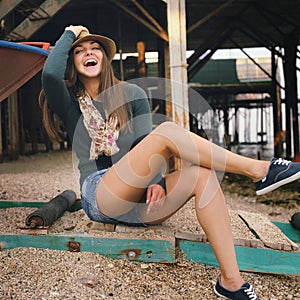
[71,30,116,61]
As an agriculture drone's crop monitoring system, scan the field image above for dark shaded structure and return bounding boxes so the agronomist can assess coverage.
[0,0,299,160]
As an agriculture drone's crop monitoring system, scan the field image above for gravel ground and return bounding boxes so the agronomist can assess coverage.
[0,150,299,300]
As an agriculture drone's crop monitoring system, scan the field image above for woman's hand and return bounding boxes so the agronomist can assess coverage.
[146,184,166,214]
[65,25,89,38]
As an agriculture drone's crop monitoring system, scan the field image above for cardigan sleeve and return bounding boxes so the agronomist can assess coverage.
[41,30,77,119]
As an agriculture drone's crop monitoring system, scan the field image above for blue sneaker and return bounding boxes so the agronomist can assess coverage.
[254,158,300,196]
[214,278,260,300]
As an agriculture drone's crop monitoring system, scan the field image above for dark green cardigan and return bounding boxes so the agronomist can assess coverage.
[42,30,166,190]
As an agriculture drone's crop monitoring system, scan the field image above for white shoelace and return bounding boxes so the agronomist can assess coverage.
[273,158,291,166]
[244,284,258,299]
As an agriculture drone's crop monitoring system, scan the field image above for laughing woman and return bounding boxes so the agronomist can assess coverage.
[40,25,300,300]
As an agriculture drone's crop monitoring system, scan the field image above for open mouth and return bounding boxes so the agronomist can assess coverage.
[84,59,98,67]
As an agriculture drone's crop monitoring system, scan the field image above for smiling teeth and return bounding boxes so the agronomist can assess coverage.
[84,59,97,66]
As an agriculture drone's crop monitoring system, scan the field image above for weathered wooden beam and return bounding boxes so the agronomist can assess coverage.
[288,32,299,158]
[111,0,168,42]
[137,41,146,77]
[238,210,299,251]
[271,49,283,157]
[283,31,299,159]
[0,0,23,20]
[188,28,232,80]
[229,38,284,90]
[187,0,236,34]
[0,200,82,211]
[7,91,19,160]
[1,201,299,275]
[130,0,168,39]
[238,26,282,58]
[179,240,300,275]
[167,0,189,129]
[273,221,300,243]
[5,0,71,41]
[0,234,176,263]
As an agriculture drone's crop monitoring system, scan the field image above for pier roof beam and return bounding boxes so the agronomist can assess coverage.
[4,0,70,41]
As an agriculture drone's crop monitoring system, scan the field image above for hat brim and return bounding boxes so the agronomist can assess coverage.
[71,34,116,62]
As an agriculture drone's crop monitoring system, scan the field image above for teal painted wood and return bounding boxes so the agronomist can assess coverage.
[179,240,300,275]
[0,200,82,211]
[0,201,45,208]
[273,221,300,243]
[0,234,175,263]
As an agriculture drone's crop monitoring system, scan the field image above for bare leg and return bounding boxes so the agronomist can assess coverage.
[97,121,269,217]
[149,122,269,180]
[192,168,244,290]
[95,122,265,291]
[99,163,245,289]
[141,165,244,290]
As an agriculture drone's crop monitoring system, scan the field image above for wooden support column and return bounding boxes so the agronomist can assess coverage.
[137,41,146,77]
[223,105,230,148]
[271,48,283,157]
[166,0,189,129]
[117,12,125,81]
[164,43,172,121]
[166,0,189,171]
[233,107,239,144]
[8,92,19,160]
[283,32,299,159]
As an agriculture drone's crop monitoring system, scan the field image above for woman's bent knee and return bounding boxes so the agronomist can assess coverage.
[153,121,179,135]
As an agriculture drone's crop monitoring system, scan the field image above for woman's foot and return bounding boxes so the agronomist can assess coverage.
[254,158,300,195]
[214,277,260,299]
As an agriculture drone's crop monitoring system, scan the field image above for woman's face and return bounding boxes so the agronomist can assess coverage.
[73,40,104,78]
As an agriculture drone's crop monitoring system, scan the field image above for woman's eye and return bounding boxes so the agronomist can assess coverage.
[74,49,82,54]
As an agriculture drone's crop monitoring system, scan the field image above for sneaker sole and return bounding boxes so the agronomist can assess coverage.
[213,286,230,299]
[256,171,300,195]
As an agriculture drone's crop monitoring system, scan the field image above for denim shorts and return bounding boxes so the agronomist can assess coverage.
[81,169,147,227]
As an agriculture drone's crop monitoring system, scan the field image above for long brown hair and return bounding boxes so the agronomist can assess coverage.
[39,44,132,142]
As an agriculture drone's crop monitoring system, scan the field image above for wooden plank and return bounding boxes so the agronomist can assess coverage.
[5,0,71,41]
[175,231,208,243]
[0,0,23,19]
[115,224,149,234]
[0,201,82,211]
[175,231,262,248]
[169,209,262,248]
[0,200,299,274]
[89,221,116,232]
[18,227,49,235]
[273,221,300,243]
[0,234,175,263]
[0,201,48,209]
[179,240,300,275]
[229,210,262,247]
[238,210,299,251]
